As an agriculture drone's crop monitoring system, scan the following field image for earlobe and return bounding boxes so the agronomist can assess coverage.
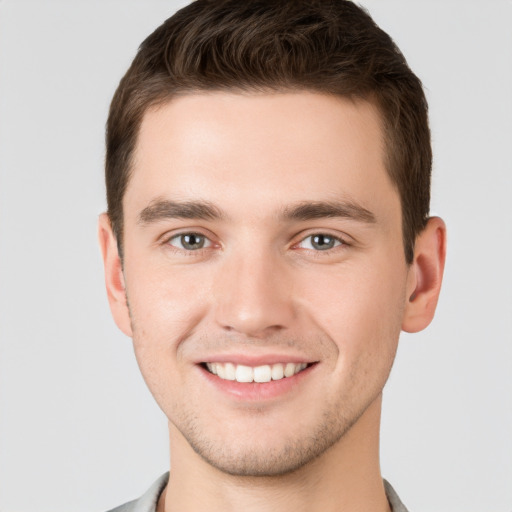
[98,213,133,337]
[402,217,446,333]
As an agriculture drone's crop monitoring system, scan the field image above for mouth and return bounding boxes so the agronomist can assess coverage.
[202,361,312,383]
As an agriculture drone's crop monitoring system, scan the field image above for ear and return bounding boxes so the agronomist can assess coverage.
[402,217,446,333]
[98,213,133,337]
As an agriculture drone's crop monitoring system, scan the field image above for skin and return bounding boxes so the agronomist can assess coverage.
[99,92,446,512]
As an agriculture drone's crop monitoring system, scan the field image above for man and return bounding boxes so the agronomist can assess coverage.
[98,1,446,511]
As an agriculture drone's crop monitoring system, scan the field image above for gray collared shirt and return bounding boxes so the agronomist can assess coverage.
[107,472,409,512]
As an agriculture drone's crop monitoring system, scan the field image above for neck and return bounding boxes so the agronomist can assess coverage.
[160,395,390,512]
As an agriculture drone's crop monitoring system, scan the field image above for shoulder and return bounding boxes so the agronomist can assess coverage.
[384,480,409,512]
[106,473,169,512]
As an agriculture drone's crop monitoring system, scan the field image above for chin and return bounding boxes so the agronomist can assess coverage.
[176,408,358,478]
[192,442,329,477]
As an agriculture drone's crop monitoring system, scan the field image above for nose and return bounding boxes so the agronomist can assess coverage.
[213,250,295,337]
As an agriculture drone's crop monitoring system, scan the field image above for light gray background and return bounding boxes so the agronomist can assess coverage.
[0,1,511,511]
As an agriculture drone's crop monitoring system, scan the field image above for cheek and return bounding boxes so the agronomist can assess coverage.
[125,258,212,339]
[122,260,213,401]
[296,258,407,358]
[124,271,200,417]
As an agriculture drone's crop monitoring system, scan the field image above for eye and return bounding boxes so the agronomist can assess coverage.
[167,232,211,251]
[297,233,343,251]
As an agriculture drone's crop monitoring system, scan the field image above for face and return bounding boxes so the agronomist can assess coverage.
[113,92,414,476]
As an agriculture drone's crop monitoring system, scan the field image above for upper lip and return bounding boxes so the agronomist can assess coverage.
[195,353,316,366]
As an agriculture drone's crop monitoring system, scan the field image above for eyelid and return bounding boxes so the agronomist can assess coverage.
[159,228,218,250]
[292,230,352,249]
[157,227,352,253]
[298,234,342,249]
[168,232,212,250]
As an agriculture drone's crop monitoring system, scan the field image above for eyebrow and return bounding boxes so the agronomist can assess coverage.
[138,198,376,225]
[138,199,224,224]
[280,200,376,224]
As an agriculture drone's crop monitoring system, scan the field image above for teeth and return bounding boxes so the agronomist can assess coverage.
[271,364,284,380]
[235,365,253,383]
[284,362,296,377]
[216,363,226,379]
[253,365,271,383]
[205,362,308,383]
[224,362,236,381]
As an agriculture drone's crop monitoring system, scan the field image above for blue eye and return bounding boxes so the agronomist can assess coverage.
[168,233,211,250]
[298,234,342,251]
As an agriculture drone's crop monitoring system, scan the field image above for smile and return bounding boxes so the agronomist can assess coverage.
[205,362,309,383]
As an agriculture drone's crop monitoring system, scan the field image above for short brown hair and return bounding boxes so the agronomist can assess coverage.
[106,0,431,263]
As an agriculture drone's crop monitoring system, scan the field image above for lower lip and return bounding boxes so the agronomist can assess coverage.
[198,364,316,402]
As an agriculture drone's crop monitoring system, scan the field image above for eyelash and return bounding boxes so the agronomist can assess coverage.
[164,232,213,254]
[162,231,349,255]
[294,233,346,252]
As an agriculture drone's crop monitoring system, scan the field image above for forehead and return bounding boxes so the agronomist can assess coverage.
[126,91,397,223]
